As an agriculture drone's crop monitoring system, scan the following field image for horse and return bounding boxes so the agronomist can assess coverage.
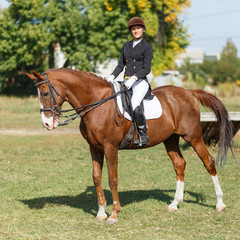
[26,68,234,224]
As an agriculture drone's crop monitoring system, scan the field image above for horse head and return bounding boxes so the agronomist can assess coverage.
[26,71,65,130]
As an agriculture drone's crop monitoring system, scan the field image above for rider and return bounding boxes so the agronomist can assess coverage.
[107,17,153,146]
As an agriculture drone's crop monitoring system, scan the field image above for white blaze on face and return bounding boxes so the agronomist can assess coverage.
[37,89,59,130]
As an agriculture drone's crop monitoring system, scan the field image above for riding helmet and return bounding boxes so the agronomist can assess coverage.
[128,17,146,30]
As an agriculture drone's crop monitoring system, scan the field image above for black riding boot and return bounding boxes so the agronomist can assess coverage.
[133,106,149,146]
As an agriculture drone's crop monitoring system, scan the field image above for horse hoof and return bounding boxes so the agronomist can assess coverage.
[105,217,118,224]
[95,216,107,221]
[215,205,226,212]
[167,206,178,212]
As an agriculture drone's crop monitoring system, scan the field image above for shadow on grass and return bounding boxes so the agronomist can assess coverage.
[20,186,213,216]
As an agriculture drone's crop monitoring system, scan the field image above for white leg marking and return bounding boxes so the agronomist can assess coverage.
[96,203,108,220]
[168,180,184,211]
[211,175,226,211]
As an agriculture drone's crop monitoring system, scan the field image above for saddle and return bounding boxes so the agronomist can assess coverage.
[110,82,162,149]
[120,82,153,119]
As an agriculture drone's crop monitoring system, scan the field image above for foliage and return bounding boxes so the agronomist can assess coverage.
[198,58,215,73]
[0,0,191,95]
[81,0,130,71]
[104,0,191,75]
[51,1,89,70]
[217,82,239,98]
[0,0,88,95]
[177,58,208,89]
[198,39,240,86]
[177,39,240,88]
[0,2,47,94]
[211,39,240,85]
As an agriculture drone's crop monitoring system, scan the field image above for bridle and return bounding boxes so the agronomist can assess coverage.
[35,72,126,126]
[35,73,63,115]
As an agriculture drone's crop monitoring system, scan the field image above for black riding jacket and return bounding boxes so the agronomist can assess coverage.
[112,39,153,80]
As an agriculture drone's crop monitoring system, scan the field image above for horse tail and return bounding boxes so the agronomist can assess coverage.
[190,89,234,166]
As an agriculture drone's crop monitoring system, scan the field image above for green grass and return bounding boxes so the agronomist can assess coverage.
[0,96,240,239]
[221,97,240,112]
[198,97,240,112]
[0,95,239,128]
[0,96,79,130]
[0,135,239,239]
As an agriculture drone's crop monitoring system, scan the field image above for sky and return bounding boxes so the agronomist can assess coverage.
[182,0,240,55]
[0,0,240,56]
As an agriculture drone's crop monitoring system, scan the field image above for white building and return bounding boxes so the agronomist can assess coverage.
[175,48,220,67]
[175,48,204,66]
[154,70,183,87]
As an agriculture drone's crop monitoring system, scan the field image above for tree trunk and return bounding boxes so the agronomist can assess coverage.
[49,43,55,69]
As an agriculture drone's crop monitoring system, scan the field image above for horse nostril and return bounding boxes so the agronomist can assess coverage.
[44,122,49,128]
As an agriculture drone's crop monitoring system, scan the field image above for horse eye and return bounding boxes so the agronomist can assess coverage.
[42,92,49,97]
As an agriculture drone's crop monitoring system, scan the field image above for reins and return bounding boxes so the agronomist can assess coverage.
[36,73,127,126]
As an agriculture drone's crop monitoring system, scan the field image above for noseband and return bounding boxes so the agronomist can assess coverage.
[35,72,126,126]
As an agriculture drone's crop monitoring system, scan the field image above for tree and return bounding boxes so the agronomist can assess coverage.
[103,0,191,75]
[0,0,88,95]
[177,39,240,88]
[0,0,191,95]
[212,39,240,85]
[77,0,130,72]
[47,0,89,70]
[0,0,54,94]
[176,58,208,88]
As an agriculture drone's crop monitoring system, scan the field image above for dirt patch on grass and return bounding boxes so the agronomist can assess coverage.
[0,127,79,136]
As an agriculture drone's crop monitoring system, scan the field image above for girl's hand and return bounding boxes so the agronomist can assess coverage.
[124,76,137,89]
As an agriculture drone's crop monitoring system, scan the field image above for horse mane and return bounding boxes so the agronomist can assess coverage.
[46,68,109,86]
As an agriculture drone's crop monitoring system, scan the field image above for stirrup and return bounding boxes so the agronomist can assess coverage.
[133,134,149,146]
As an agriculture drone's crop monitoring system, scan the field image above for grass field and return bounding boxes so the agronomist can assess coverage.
[0,96,240,239]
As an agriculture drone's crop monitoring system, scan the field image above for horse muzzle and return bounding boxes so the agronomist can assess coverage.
[41,114,59,130]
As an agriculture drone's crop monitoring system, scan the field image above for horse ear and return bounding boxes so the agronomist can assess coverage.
[31,71,44,80]
[25,73,37,81]
[25,71,44,82]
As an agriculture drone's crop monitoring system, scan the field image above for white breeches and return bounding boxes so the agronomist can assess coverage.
[124,79,149,111]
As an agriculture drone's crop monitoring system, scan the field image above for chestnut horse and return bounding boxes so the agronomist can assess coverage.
[26,68,233,224]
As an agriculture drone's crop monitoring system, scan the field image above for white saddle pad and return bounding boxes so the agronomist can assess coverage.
[112,81,162,121]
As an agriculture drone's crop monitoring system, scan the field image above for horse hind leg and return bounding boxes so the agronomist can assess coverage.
[184,135,226,212]
[163,134,186,212]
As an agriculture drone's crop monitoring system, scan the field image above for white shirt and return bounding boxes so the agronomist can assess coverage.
[133,39,142,48]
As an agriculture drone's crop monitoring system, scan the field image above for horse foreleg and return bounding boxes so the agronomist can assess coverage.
[164,135,186,212]
[90,145,108,221]
[188,137,226,211]
[104,146,121,224]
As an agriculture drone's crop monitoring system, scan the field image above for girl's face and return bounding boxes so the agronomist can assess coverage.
[130,25,144,40]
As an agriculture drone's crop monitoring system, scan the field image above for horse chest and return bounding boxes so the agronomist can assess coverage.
[80,121,104,146]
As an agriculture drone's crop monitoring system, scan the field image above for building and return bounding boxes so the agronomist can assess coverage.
[154,70,183,87]
[175,48,220,67]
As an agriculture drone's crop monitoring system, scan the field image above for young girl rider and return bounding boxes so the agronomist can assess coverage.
[107,17,153,146]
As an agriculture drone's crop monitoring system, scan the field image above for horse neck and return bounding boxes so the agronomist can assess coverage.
[58,71,111,109]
